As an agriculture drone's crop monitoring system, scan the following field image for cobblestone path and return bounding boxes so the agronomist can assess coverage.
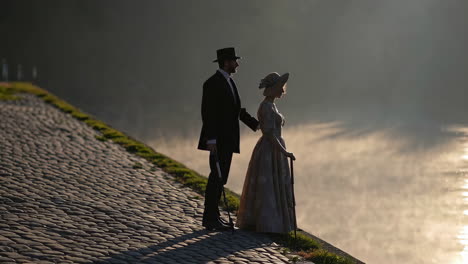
[0,94,291,263]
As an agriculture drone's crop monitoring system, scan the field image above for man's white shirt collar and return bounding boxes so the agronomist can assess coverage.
[217,69,232,81]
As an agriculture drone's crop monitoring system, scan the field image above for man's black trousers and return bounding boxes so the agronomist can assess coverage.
[203,149,233,223]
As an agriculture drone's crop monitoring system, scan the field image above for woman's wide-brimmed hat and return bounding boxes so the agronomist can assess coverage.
[259,72,289,90]
[213,47,242,62]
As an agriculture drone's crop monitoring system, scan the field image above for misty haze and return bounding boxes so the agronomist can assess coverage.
[3,1,468,263]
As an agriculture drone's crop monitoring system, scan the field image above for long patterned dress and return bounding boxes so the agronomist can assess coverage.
[236,100,295,233]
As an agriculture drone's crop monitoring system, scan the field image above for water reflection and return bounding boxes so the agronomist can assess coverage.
[457,223,468,262]
[452,128,468,263]
[149,122,468,264]
[459,227,468,263]
[457,134,468,263]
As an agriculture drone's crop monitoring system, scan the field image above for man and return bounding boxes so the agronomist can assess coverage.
[198,47,259,231]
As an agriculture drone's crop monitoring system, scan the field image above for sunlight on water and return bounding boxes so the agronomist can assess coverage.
[444,126,468,264]
[149,122,468,264]
[456,227,468,263]
[463,167,468,264]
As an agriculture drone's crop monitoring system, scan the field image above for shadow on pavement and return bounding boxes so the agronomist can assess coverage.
[94,229,276,263]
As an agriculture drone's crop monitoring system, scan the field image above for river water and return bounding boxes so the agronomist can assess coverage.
[149,121,468,264]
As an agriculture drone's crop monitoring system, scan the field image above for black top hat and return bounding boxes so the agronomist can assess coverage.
[213,47,242,63]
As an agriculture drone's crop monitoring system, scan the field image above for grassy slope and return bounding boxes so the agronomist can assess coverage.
[0,82,358,264]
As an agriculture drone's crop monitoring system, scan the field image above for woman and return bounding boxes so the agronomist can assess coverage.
[236,72,296,233]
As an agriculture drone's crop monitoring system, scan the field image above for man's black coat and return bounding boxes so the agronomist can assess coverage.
[198,70,259,154]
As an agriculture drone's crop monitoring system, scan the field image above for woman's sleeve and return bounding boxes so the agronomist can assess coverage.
[259,103,275,135]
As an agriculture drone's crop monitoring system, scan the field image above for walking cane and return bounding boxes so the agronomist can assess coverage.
[290,157,298,243]
[214,154,235,233]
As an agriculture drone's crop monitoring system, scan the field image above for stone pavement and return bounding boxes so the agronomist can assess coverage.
[0,93,292,263]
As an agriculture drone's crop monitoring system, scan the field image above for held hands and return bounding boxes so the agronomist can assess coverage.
[240,107,260,132]
[285,152,296,160]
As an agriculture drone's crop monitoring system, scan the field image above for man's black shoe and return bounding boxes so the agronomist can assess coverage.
[203,219,232,231]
